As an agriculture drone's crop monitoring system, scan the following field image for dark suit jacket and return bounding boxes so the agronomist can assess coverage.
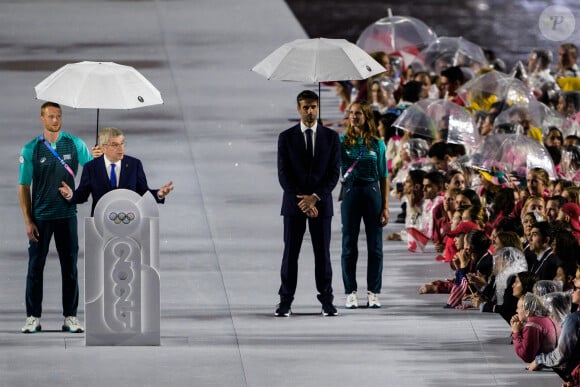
[277,123,340,217]
[72,155,164,215]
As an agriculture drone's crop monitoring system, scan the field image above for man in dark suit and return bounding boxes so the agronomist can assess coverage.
[59,127,173,214]
[276,90,340,317]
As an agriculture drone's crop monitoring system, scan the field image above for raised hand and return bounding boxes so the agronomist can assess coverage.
[158,181,174,199]
[58,181,73,200]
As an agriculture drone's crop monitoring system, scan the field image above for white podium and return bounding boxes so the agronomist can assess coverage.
[84,189,160,346]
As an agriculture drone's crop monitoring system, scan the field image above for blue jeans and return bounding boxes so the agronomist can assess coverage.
[340,181,383,294]
[26,217,79,318]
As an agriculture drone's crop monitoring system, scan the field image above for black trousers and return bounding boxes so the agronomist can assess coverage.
[26,217,79,318]
[278,215,333,304]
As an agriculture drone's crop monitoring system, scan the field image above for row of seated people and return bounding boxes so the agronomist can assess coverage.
[398,165,580,384]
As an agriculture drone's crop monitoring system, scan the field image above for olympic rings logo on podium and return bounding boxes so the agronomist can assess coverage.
[108,212,136,224]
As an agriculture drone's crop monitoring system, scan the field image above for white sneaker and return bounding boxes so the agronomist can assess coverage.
[345,291,358,309]
[367,292,381,308]
[21,316,41,333]
[62,316,84,333]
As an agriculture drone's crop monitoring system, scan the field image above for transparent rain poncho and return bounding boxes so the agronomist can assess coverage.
[559,145,580,183]
[493,247,528,305]
[534,280,563,297]
[541,291,572,326]
[521,292,549,317]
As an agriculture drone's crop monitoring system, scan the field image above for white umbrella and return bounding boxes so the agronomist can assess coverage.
[34,61,163,143]
[252,38,386,119]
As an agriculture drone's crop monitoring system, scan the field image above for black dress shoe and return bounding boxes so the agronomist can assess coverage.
[321,303,338,316]
[275,302,291,317]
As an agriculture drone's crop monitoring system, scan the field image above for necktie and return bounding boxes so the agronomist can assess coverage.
[305,128,313,161]
[110,163,117,188]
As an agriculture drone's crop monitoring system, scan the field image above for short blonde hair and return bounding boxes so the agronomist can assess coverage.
[98,127,124,147]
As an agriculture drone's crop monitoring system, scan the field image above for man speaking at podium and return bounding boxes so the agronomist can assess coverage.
[59,127,173,214]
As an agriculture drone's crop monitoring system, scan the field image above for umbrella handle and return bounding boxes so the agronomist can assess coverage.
[318,82,322,123]
[95,109,100,146]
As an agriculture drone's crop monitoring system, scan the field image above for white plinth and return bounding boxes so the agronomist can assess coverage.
[84,189,160,346]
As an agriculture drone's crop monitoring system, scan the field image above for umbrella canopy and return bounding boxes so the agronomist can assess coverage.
[34,61,163,144]
[493,100,565,135]
[356,15,437,66]
[560,113,580,139]
[469,133,557,181]
[393,98,479,150]
[34,61,163,109]
[409,36,488,75]
[252,38,386,82]
[252,38,386,120]
[456,71,534,112]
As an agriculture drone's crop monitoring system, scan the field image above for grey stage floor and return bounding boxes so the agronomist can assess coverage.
[0,1,564,386]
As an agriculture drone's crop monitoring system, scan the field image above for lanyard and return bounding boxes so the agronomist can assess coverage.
[38,135,75,178]
[341,148,365,182]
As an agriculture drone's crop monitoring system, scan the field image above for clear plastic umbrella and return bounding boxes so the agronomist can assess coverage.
[390,138,431,186]
[561,113,580,139]
[534,280,562,296]
[469,133,557,181]
[493,100,565,135]
[356,10,437,67]
[393,98,479,150]
[409,36,488,75]
[456,71,535,112]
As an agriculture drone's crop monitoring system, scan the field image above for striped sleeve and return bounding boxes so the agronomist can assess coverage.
[71,134,93,166]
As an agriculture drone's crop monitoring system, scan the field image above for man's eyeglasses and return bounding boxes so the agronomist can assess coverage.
[105,141,126,149]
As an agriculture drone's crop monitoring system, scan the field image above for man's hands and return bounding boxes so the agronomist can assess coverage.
[527,360,539,371]
[26,222,39,242]
[59,181,73,200]
[157,181,174,199]
[297,194,319,218]
[91,145,103,158]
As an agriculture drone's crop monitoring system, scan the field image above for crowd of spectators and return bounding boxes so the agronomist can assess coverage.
[331,41,580,386]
